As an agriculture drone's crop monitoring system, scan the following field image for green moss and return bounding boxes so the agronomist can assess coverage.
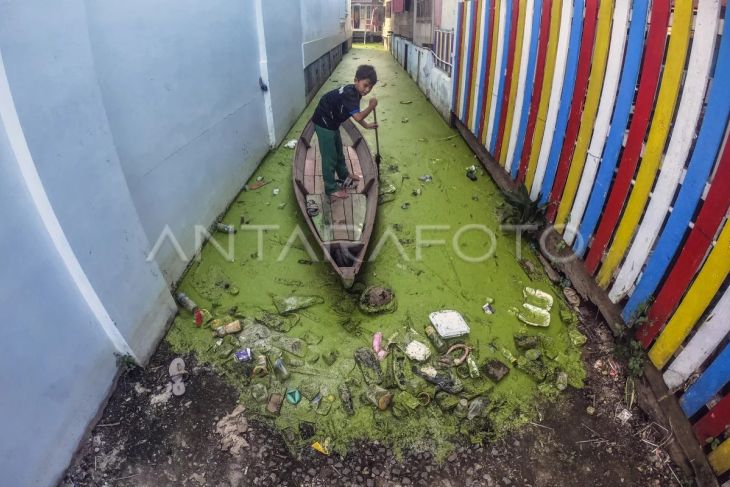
[166,45,585,459]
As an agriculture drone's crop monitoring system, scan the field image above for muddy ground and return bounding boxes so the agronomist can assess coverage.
[63,304,685,487]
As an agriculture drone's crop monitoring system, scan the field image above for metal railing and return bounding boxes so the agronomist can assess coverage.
[433,29,454,76]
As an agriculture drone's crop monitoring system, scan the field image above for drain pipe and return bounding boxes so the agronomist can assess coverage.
[254,0,276,148]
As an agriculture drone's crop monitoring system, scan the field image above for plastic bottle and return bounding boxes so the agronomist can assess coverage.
[273,357,290,381]
[424,325,447,353]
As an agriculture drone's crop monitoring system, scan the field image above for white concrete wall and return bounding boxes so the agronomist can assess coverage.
[0,1,350,485]
[392,37,452,121]
[301,0,350,66]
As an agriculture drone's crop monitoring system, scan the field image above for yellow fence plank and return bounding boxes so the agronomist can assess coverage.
[649,220,730,369]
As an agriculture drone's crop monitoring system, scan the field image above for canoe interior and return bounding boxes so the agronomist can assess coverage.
[293,120,378,278]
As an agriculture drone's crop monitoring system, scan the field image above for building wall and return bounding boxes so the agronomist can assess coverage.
[451,0,730,479]
[302,0,350,66]
[0,1,350,485]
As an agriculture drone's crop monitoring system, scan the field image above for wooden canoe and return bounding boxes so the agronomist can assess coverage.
[292,119,379,288]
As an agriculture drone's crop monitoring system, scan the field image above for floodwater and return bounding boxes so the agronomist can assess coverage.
[167,45,585,459]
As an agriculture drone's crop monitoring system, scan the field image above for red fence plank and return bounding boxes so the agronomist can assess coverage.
[693,393,730,445]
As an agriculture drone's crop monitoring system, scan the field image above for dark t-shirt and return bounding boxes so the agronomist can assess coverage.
[312,84,361,130]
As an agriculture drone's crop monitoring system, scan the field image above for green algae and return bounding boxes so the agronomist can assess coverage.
[166,45,585,460]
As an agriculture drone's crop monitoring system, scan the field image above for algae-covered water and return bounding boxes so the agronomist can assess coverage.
[167,45,585,459]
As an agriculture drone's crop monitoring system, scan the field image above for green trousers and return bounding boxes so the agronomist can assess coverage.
[314,124,350,195]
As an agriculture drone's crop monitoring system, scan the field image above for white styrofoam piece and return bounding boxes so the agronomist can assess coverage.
[429,310,470,338]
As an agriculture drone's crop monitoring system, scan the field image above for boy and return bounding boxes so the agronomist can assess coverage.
[311,64,379,200]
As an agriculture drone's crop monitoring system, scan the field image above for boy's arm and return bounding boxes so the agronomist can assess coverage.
[352,98,379,129]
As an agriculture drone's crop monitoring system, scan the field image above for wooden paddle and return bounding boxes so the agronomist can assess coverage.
[373,108,381,169]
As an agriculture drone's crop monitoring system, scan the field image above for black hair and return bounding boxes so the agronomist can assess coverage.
[355,64,378,85]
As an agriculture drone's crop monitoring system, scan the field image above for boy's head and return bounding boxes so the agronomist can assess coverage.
[354,64,378,96]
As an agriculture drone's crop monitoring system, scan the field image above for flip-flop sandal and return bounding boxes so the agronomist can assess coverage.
[169,358,187,396]
[306,199,320,217]
[171,380,186,396]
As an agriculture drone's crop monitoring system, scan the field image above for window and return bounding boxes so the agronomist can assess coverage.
[417,0,432,18]
[385,1,392,18]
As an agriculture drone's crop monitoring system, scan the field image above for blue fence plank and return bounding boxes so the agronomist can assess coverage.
[680,344,730,417]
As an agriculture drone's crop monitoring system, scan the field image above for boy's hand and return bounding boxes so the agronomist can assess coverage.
[368,122,379,130]
[368,98,378,108]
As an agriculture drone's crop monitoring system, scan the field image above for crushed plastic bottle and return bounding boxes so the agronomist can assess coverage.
[467,397,487,420]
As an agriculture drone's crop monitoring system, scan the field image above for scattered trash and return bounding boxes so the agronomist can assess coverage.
[429,310,470,338]
[311,439,330,455]
[399,100,412,104]
[244,179,269,191]
[365,384,393,410]
[284,139,297,149]
[466,165,478,181]
[277,202,287,209]
[439,344,472,367]
[272,295,324,314]
[538,254,561,283]
[175,292,207,327]
[467,397,487,420]
[285,388,301,405]
[424,325,447,353]
[483,359,510,382]
[250,383,267,402]
[401,202,410,210]
[339,383,355,415]
[233,348,253,363]
[322,350,339,366]
[419,174,433,183]
[563,287,581,307]
[466,355,480,378]
[299,421,316,440]
[514,334,541,351]
[272,188,280,196]
[266,392,284,415]
[306,198,320,217]
[586,406,596,415]
[568,328,587,347]
[273,357,290,381]
[252,354,268,377]
[519,259,538,278]
[525,349,542,361]
[359,286,397,314]
[455,398,469,418]
[517,355,548,382]
[215,222,236,234]
[523,287,554,310]
[401,117,409,123]
[482,297,495,314]
[556,371,568,391]
[414,365,463,394]
[436,391,460,411]
[372,332,387,361]
[169,357,187,396]
[354,347,383,384]
[216,405,249,455]
[517,303,551,327]
[213,319,242,337]
[411,188,422,197]
[405,340,431,362]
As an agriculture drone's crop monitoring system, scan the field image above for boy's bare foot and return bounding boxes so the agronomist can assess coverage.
[329,190,349,200]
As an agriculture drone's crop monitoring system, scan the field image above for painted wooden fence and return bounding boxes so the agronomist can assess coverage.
[450,0,730,478]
